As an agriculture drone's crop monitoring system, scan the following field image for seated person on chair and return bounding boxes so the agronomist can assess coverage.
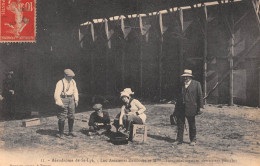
[115,89,146,134]
[88,104,111,135]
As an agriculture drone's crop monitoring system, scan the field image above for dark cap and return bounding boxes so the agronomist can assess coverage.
[93,104,102,111]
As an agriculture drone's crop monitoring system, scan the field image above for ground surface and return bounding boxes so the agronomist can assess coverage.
[0,104,259,166]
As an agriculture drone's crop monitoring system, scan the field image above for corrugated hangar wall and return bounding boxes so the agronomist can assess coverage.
[0,1,259,108]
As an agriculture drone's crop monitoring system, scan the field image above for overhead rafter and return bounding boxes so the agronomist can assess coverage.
[76,0,244,25]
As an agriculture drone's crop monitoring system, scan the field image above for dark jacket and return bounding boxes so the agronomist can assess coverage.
[2,78,15,98]
[88,111,110,127]
[175,80,203,117]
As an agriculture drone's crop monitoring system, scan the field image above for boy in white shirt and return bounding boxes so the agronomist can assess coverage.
[54,69,79,138]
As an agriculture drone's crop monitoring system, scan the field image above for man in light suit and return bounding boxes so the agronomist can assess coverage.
[174,69,204,146]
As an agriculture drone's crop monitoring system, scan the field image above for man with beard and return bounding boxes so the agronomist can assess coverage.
[174,69,204,146]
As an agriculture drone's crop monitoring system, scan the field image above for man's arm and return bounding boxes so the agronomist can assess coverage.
[88,113,96,127]
[73,79,79,107]
[54,81,64,107]
[102,112,111,124]
[119,106,125,126]
[135,99,146,115]
[196,82,204,115]
[197,82,203,109]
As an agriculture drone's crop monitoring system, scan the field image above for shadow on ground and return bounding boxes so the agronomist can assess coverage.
[147,134,175,143]
[36,129,59,137]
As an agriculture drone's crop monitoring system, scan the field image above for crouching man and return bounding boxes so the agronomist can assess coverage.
[88,104,111,135]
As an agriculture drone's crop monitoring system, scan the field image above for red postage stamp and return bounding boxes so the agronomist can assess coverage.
[0,0,36,42]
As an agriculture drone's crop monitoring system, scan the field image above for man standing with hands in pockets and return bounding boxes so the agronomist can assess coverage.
[174,69,204,146]
[54,69,79,138]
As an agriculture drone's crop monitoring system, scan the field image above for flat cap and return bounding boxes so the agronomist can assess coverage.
[93,104,102,111]
[64,69,75,77]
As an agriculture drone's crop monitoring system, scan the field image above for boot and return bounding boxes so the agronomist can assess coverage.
[58,120,65,139]
[68,119,77,137]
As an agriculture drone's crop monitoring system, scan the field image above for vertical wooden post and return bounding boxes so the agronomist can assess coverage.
[140,39,143,98]
[179,8,184,76]
[203,5,208,105]
[159,37,163,100]
[229,4,234,106]
[179,40,184,76]
[106,47,109,95]
[121,41,125,89]
[259,67,260,107]
[159,12,163,100]
[91,49,95,95]
[121,18,126,90]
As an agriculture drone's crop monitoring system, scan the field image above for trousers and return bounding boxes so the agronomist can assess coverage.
[176,115,196,142]
[57,97,75,121]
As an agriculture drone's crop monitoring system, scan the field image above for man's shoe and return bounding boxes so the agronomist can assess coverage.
[173,141,182,145]
[57,133,64,139]
[68,132,77,137]
[190,141,196,146]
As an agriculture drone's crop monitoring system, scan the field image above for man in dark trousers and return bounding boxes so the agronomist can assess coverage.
[174,69,204,146]
[54,69,79,138]
[2,71,15,119]
[88,104,111,135]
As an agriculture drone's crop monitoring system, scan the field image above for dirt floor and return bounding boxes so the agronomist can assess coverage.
[0,104,259,166]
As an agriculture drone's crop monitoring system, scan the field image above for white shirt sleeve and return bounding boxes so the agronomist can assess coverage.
[134,99,146,114]
[73,79,79,102]
[54,80,63,106]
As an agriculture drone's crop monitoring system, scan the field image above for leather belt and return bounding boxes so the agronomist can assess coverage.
[60,95,73,98]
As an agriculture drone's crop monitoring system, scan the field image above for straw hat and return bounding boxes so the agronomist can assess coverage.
[123,88,134,95]
[120,91,130,98]
[181,69,193,77]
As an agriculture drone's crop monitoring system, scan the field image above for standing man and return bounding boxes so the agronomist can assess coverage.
[54,69,79,138]
[2,71,16,119]
[174,69,204,146]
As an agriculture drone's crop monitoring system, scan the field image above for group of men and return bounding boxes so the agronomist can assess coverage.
[54,68,204,146]
[54,69,111,138]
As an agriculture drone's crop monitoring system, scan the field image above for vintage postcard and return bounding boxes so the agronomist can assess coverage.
[0,0,259,166]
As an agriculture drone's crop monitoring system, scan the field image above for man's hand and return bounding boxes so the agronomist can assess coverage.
[75,101,78,107]
[118,125,124,131]
[197,107,205,115]
[60,104,65,109]
[9,90,14,95]
[126,112,135,116]
[57,103,65,109]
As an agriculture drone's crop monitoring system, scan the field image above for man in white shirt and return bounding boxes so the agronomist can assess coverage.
[54,69,79,138]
